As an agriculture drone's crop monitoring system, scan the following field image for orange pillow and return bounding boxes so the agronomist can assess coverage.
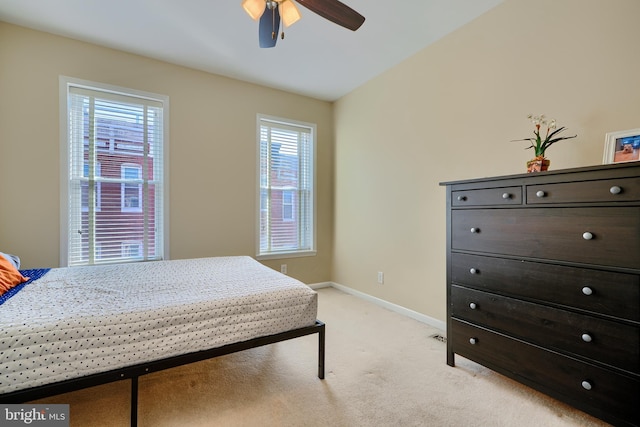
[0,255,28,295]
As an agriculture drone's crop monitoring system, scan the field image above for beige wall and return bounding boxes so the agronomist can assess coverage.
[332,0,640,322]
[0,22,334,284]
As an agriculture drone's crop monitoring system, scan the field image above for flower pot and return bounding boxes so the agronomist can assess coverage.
[526,158,550,173]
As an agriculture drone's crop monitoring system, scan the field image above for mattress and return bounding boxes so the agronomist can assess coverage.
[0,256,318,394]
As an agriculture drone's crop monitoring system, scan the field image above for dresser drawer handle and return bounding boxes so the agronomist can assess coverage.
[581,380,592,391]
[582,232,594,240]
[469,268,478,275]
[470,227,480,234]
[457,195,467,201]
[536,190,546,198]
[469,338,477,345]
[469,302,477,310]
[581,287,593,296]
[609,185,622,195]
[581,333,592,343]
[502,193,511,199]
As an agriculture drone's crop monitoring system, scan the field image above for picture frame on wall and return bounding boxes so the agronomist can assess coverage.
[603,128,640,164]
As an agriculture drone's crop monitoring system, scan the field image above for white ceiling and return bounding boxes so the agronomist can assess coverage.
[0,0,503,101]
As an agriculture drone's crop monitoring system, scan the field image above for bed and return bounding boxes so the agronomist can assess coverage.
[0,255,325,426]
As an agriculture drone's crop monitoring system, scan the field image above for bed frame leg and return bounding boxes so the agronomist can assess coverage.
[318,322,325,379]
[131,376,138,427]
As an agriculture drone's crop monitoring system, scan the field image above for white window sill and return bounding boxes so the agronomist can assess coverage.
[256,250,316,261]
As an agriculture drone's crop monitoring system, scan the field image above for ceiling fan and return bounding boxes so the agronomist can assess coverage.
[242,0,365,48]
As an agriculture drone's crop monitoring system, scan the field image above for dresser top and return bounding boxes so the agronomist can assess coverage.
[440,162,640,187]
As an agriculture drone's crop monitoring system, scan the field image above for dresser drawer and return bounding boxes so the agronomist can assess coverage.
[452,186,522,207]
[451,285,640,373]
[527,177,640,204]
[451,253,640,322]
[451,319,640,425]
[451,207,640,269]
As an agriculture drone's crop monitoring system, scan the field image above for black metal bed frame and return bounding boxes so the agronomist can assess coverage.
[0,320,325,427]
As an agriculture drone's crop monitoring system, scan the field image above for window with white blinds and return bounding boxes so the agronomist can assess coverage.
[257,115,316,259]
[61,78,168,266]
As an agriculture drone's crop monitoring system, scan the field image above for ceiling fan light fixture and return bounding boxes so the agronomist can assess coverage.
[242,0,265,20]
[247,0,365,48]
[280,0,301,27]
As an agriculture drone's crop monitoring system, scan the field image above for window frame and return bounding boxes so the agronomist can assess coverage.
[59,76,170,267]
[256,114,316,260]
[82,161,101,212]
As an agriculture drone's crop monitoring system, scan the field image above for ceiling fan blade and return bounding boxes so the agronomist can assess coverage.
[259,3,280,48]
[295,0,365,31]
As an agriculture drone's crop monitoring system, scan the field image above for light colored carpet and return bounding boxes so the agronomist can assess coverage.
[34,287,611,426]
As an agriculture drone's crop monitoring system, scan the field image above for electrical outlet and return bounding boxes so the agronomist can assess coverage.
[281,264,287,274]
[377,271,384,284]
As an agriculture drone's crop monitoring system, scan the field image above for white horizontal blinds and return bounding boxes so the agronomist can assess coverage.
[67,86,164,266]
[259,118,314,255]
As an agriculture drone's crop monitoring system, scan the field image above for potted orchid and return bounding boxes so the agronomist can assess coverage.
[513,114,577,172]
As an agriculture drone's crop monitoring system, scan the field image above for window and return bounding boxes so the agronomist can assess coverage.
[61,77,169,266]
[121,164,142,212]
[257,115,315,258]
[282,190,294,221]
[122,241,143,259]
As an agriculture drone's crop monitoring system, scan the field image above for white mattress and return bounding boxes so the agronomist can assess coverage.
[0,256,318,393]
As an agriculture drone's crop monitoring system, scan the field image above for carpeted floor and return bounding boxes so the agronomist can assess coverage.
[34,287,611,426]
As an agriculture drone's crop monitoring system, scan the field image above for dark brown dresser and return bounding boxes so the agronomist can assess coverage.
[441,162,640,426]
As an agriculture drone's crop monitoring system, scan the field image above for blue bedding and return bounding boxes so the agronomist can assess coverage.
[0,268,50,306]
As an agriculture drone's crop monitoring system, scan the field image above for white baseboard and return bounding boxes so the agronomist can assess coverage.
[308,282,333,290]
[308,281,446,331]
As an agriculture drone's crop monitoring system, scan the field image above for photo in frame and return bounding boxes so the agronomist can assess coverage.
[602,128,640,164]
